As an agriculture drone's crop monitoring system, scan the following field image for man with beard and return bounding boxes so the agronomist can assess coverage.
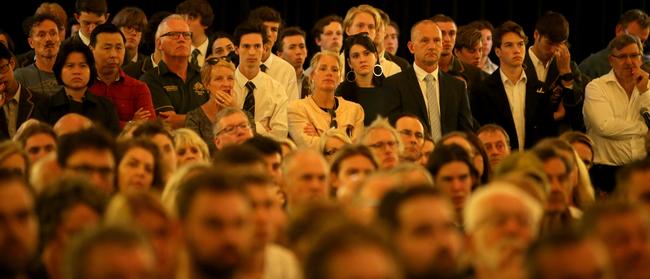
[176,171,254,279]
[88,24,156,128]
[581,201,650,279]
[377,186,464,279]
[0,170,38,279]
[464,182,543,279]
[281,149,330,214]
[14,13,63,97]
[531,145,578,233]
[394,114,426,162]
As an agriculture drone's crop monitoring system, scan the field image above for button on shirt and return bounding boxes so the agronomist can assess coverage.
[140,61,209,114]
[583,70,650,166]
[234,68,289,139]
[528,47,551,82]
[500,69,528,151]
[262,53,299,101]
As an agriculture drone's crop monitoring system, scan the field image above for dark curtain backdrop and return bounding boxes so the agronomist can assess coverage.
[2,0,649,63]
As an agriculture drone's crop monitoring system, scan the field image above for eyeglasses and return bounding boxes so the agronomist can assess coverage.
[611,53,642,60]
[161,31,192,40]
[0,63,10,74]
[398,129,425,140]
[216,122,251,135]
[327,109,338,129]
[206,56,231,65]
[367,140,398,150]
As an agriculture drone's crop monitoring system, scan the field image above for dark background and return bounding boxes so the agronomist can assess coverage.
[2,0,649,63]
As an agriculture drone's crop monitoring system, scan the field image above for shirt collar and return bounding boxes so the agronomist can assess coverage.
[191,37,209,56]
[235,67,263,86]
[262,53,276,69]
[499,68,527,85]
[9,84,21,104]
[413,62,438,82]
[78,31,90,45]
[528,46,550,69]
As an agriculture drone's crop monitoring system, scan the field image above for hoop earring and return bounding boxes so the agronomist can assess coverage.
[346,71,356,82]
[373,64,384,77]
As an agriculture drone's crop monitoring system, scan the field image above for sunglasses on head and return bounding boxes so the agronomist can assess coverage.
[206,56,232,65]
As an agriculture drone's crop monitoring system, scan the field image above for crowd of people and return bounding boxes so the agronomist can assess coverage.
[1,0,650,278]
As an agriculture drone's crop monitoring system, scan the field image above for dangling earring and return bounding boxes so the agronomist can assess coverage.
[373,64,384,77]
[346,71,356,82]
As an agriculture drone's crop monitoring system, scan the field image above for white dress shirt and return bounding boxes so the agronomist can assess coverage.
[262,53,299,101]
[190,37,209,67]
[263,244,301,279]
[482,57,498,74]
[234,68,289,139]
[528,47,551,82]
[77,30,90,46]
[412,63,440,114]
[583,70,650,166]
[500,69,528,151]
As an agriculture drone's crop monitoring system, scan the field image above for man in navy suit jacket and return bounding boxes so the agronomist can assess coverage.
[385,19,475,140]
[470,21,557,150]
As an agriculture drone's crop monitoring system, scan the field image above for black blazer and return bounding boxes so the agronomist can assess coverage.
[523,54,588,132]
[470,70,557,150]
[123,54,154,80]
[0,86,43,140]
[385,66,476,135]
[36,88,121,135]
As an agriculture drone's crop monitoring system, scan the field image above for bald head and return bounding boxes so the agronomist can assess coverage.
[53,113,93,136]
[408,20,442,71]
[282,149,330,211]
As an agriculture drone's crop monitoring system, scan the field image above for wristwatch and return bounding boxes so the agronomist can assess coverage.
[559,73,574,81]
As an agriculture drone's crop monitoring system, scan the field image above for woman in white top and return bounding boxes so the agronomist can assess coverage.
[288,51,364,149]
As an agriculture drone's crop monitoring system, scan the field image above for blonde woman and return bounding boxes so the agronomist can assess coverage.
[172,128,210,168]
[186,55,236,155]
[288,51,364,149]
[0,141,29,176]
[318,128,352,161]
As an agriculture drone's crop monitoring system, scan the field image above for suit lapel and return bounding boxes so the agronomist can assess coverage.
[406,68,430,126]
[438,72,451,132]
[16,87,35,124]
[487,72,515,125]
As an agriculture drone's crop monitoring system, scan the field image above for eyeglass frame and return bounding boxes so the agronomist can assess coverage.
[160,31,193,40]
[215,122,252,136]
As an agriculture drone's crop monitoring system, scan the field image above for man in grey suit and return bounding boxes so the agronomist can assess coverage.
[385,19,475,141]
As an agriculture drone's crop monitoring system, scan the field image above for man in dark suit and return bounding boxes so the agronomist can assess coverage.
[525,11,588,132]
[471,21,556,151]
[385,19,475,141]
[0,44,43,140]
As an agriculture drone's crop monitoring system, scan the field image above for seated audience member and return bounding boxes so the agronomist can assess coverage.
[377,187,465,279]
[139,14,209,128]
[13,13,63,96]
[288,51,364,148]
[185,55,237,156]
[111,7,148,66]
[281,149,330,214]
[350,171,400,221]
[172,128,210,168]
[67,0,109,46]
[36,177,108,279]
[560,130,595,170]
[464,182,544,279]
[303,222,404,279]
[477,123,511,170]
[122,11,171,79]
[213,107,255,150]
[311,15,343,54]
[160,162,211,215]
[418,136,434,166]
[212,145,267,174]
[329,144,378,197]
[57,128,116,194]
[388,162,435,187]
[440,131,490,184]
[427,143,479,219]
[176,0,213,68]
[13,121,57,163]
[357,117,402,169]
[0,170,39,279]
[0,43,45,141]
[383,20,399,56]
[131,121,178,184]
[616,158,650,214]
[0,141,29,177]
[525,230,614,279]
[491,151,551,203]
[64,225,156,279]
[29,152,61,193]
[115,138,163,194]
[37,40,120,135]
[52,113,93,136]
[88,23,156,128]
[336,34,399,126]
[277,27,309,99]
[393,114,426,162]
[104,192,183,279]
[175,171,255,279]
[319,129,352,162]
[581,201,650,279]
[243,135,284,185]
[211,32,237,61]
